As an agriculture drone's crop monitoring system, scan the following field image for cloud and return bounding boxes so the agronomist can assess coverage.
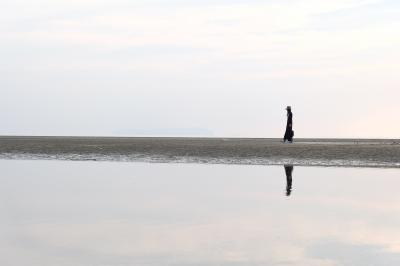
[307,239,400,266]
[0,0,399,137]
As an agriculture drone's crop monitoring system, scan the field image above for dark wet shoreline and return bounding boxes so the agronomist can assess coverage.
[0,136,399,168]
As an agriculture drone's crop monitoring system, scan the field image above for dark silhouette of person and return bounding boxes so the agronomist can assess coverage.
[284,165,293,196]
[283,106,294,143]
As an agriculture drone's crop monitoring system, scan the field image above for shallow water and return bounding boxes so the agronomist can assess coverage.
[1,160,399,266]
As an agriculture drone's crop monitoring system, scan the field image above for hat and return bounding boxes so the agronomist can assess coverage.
[285,106,291,110]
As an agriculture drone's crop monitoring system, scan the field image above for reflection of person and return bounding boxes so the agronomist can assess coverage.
[283,106,294,143]
[284,165,293,196]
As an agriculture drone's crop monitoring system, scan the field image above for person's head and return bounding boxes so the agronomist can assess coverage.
[286,106,291,112]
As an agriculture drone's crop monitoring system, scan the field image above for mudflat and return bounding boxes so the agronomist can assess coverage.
[0,136,399,167]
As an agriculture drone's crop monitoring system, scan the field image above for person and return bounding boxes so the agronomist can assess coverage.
[283,106,294,143]
[284,165,293,196]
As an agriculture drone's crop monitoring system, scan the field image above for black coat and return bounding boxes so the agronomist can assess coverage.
[286,111,292,129]
[284,111,293,141]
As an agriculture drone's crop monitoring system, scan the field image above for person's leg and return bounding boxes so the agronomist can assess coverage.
[288,128,293,142]
[283,128,289,142]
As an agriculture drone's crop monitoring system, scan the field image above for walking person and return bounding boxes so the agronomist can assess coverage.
[283,106,294,143]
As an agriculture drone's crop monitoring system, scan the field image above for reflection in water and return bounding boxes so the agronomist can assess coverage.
[284,165,293,196]
[307,240,400,266]
[3,161,400,266]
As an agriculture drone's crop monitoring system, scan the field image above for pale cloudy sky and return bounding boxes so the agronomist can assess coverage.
[1,0,399,138]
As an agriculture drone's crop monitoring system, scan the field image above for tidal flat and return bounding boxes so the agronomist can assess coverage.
[0,136,399,167]
[1,160,400,266]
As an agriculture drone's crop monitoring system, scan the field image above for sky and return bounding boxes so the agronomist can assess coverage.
[1,0,399,138]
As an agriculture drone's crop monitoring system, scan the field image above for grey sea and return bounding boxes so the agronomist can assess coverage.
[1,137,400,266]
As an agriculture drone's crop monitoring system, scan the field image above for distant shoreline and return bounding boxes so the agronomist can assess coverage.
[0,135,399,141]
[0,136,399,168]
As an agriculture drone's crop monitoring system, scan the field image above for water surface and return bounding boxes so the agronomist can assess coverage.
[1,160,399,266]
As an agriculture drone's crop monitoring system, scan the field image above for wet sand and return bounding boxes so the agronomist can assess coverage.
[0,136,399,167]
